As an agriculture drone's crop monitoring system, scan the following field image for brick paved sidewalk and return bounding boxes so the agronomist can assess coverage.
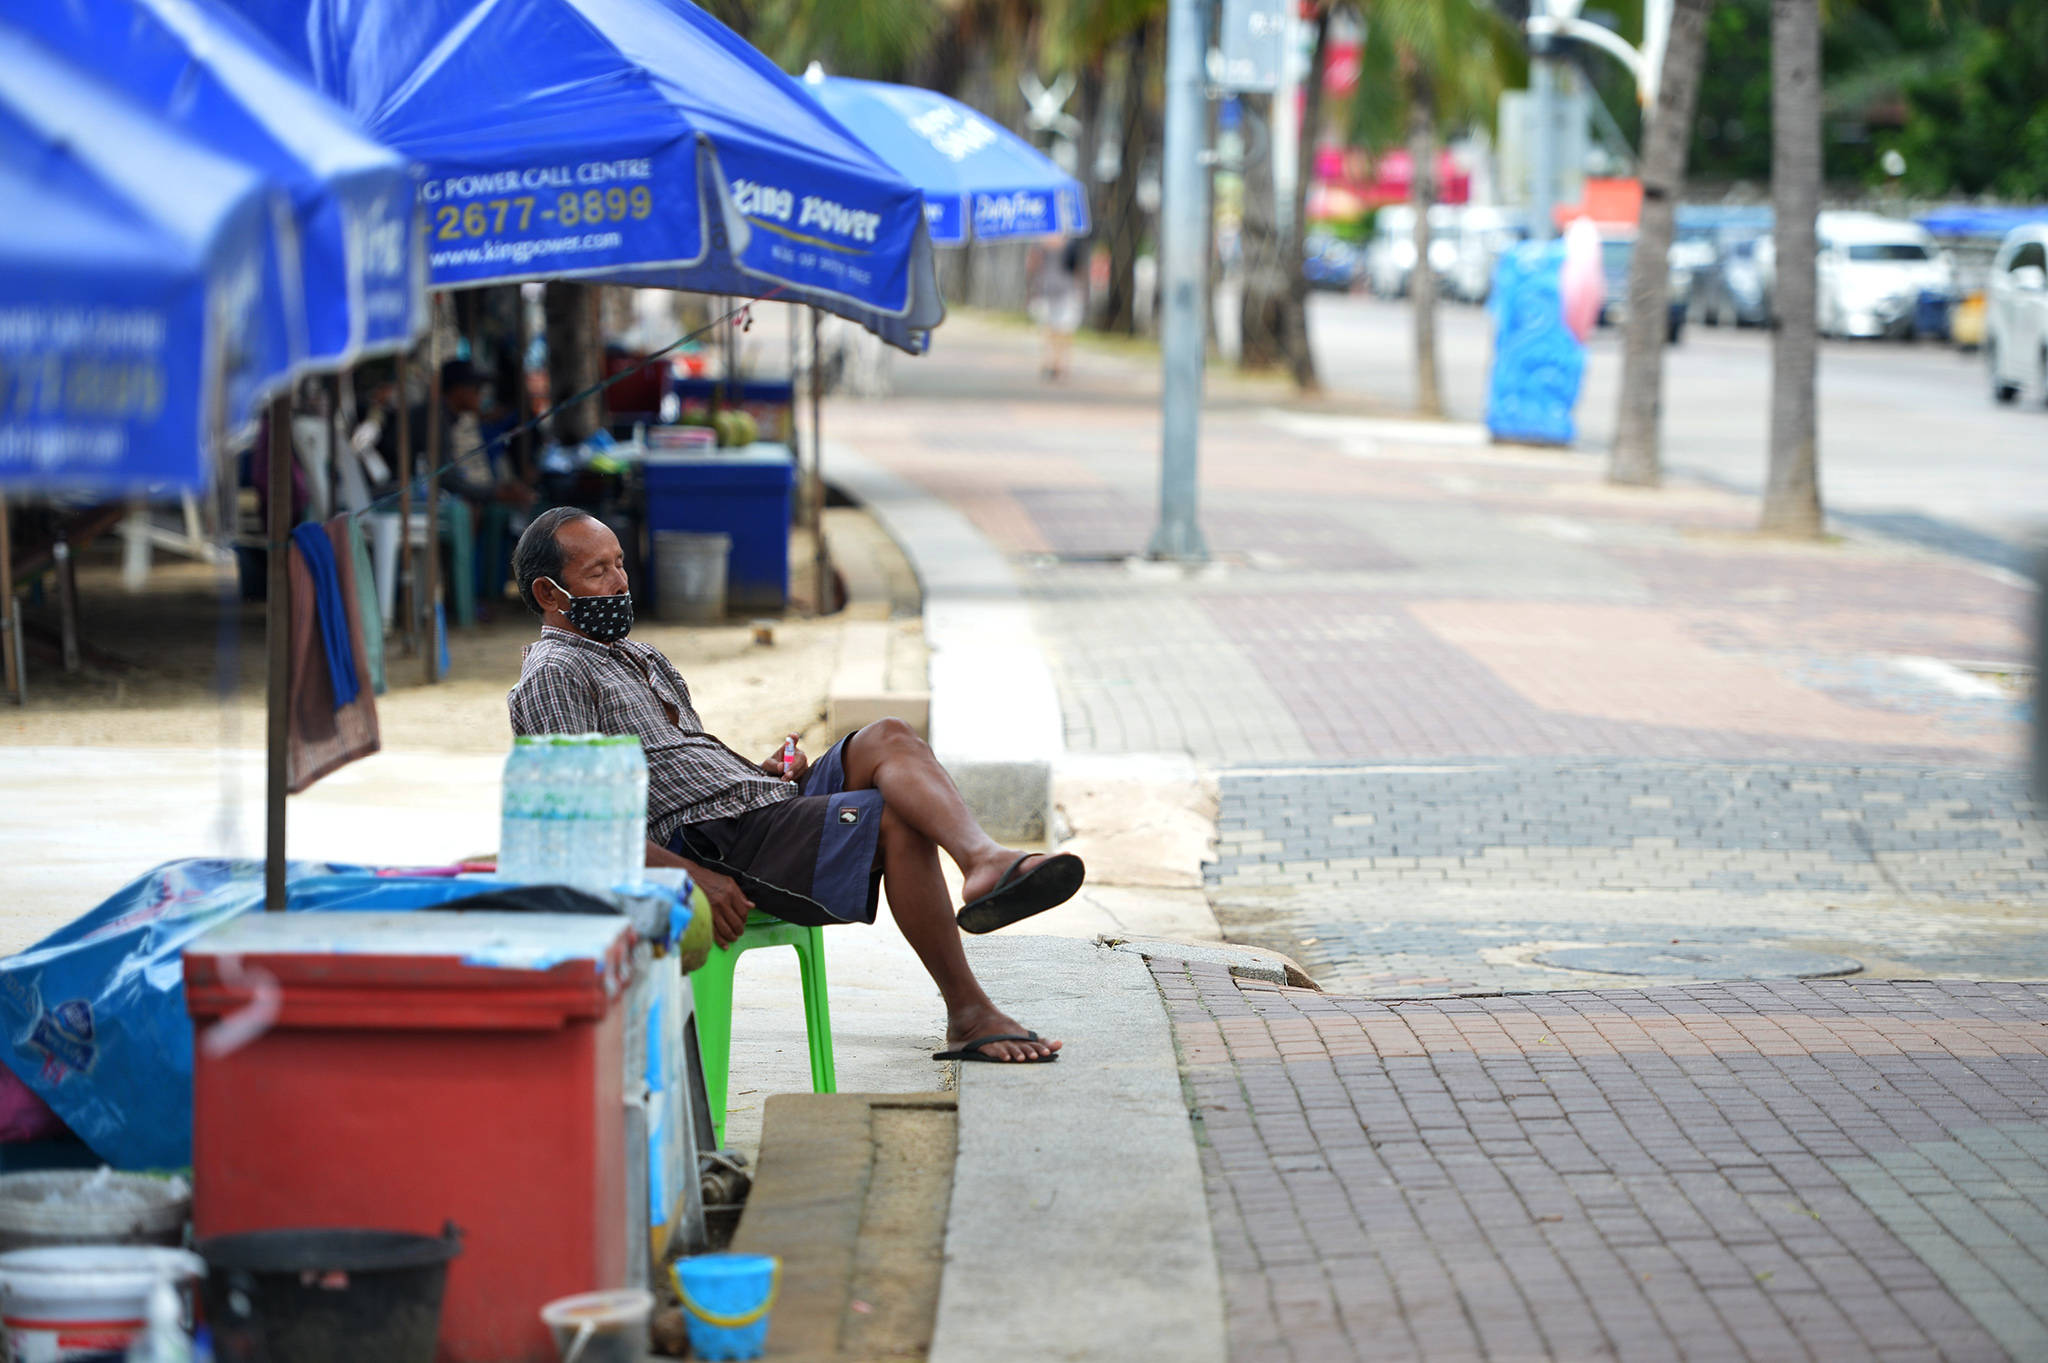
[1155,957,2048,1362]
[836,312,2031,772]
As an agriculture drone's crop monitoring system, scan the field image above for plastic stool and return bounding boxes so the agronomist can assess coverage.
[688,911,835,1148]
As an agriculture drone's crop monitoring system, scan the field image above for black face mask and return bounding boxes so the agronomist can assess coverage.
[543,578,634,643]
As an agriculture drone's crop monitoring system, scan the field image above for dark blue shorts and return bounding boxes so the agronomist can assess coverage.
[666,732,886,926]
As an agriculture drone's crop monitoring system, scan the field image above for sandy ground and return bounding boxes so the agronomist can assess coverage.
[0,518,862,761]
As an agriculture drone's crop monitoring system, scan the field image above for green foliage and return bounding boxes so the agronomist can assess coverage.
[1338,0,1511,151]
[1887,1,2048,197]
[1689,0,2048,195]
[712,0,943,80]
[1688,0,1772,182]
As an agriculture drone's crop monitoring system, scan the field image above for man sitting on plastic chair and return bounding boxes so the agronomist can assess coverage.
[505,508,1080,1064]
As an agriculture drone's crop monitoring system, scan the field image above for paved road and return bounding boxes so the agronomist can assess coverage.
[1304,293,2048,561]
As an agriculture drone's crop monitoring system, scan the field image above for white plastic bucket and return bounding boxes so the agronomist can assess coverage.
[653,531,729,625]
[539,1287,654,1363]
[0,1170,190,1251]
[0,1245,203,1362]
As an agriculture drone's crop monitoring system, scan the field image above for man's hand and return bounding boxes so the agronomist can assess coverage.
[691,864,755,947]
[645,842,754,947]
[761,744,809,785]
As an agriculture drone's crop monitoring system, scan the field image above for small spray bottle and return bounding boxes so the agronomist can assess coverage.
[782,734,799,781]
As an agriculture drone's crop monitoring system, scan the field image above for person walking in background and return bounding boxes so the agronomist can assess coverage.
[1028,235,1086,381]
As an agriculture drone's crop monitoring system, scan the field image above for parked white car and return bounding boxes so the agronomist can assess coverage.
[1444,206,1527,303]
[1815,211,1955,339]
[1987,223,2048,405]
[1364,204,1459,299]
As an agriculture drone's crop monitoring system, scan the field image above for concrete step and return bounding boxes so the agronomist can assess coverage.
[723,1091,957,1362]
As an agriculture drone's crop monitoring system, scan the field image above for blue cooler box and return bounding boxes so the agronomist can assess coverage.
[644,447,795,613]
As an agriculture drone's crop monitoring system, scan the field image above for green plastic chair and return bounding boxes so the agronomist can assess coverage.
[688,911,836,1148]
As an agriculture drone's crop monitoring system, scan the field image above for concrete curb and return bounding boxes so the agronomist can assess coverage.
[824,441,1061,842]
[931,935,1226,1363]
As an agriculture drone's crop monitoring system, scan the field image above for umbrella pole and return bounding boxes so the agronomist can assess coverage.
[264,393,292,911]
[0,491,19,704]
[424,298,443,684]
[396,351,416,656]
[809,306,828,614]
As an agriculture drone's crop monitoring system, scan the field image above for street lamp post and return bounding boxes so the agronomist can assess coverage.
[1148,0,1211,563]
[1524,0,1673,239]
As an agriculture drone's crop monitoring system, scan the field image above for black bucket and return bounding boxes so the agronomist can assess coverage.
[197,1225,461,1363]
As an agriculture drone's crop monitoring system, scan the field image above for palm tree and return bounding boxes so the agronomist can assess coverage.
[1046,0,1165,333]
[1346,0,1507,418]
[1760,0,1822,535]
[1238,7,1331,389]
[1609,0,1715,487]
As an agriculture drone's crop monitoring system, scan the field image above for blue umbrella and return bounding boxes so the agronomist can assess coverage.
[802,71,1089,247]
[0,22,296,493]
[226,0,944,350]
[9,0,425,370]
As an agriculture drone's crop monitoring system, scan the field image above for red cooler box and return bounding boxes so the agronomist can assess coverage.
[185,912,634,1363]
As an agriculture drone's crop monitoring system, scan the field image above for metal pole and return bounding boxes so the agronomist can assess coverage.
[395,351,416,656]
[1529,0,1558,242]
[423,301,443,684]
[1147,0,1211,562]
[264,393,291,911]
[809,307,827,612]
[0,491,19,704]
[53,532,78,675]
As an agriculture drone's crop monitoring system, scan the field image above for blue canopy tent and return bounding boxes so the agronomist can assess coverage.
[0,22,297,494]
[801,70,1089,247]
[9,0,427,370]
[224,0,944,351]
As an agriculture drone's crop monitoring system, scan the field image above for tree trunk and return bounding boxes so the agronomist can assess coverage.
[1100,21,1155,335]
[1076,56,1106,327]
[1408,78,1442,418]
[1609,0,1714,487]
[1761,0,1823,536]
[1278,8,1330,392]
[544,282,601,445]
[1237,93,1288,369]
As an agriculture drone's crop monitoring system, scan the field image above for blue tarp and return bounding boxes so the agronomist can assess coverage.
[803,73,1089,246]
[0,860,537,1171]
[226,0,945,350]
[1486,241,1586,447]
[1915,206,2048,241]
[0,22,297,493]
[9,0,426,369]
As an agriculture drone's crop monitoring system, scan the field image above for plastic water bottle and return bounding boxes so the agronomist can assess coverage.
[560,735,606,894]
[610,735,648,889]
[124,1274,191,1363]
[498,736,544,883]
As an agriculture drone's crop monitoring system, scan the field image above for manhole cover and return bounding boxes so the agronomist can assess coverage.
[1533,943,1863,979]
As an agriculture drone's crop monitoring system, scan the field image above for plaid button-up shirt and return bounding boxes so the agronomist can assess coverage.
[507,626,793,845]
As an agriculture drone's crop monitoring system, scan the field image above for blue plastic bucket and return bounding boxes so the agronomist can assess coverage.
[672,1253,779,1360]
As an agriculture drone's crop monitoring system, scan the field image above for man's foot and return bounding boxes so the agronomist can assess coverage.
[956,851,1086,935]
[942,1005,1060,1063]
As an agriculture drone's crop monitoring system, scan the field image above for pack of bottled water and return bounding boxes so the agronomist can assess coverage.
[499,733,650,896]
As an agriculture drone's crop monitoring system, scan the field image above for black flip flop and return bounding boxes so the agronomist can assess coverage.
[933,1032,1059,1063]
[955,852,1086,935]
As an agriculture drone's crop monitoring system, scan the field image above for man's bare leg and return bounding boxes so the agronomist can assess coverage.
[838,719,1058,904]
[876,805,1059,1063]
